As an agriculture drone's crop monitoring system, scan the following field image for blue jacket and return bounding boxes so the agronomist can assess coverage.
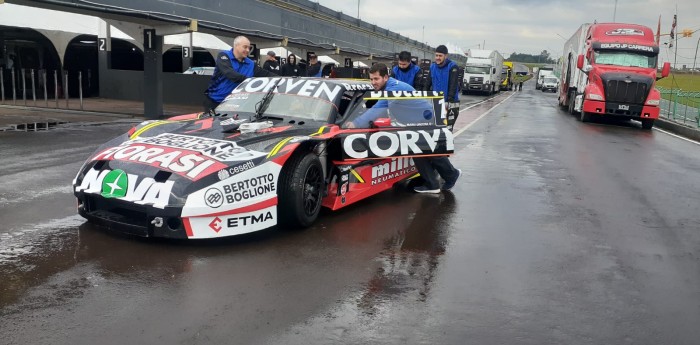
[391,63,421,87]
[430,58,460,103]
[206,50,255,103]
[352,77,434,128]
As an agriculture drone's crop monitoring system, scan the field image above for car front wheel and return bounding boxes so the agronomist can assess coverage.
[278,152,324,228]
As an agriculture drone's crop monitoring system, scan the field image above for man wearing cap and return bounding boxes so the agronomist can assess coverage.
[262,51,280,74]
[204,36,277,112]
[306,53,322,77]
[430,45,461,131]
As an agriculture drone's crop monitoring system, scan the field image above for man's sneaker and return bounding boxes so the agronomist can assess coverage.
[442,169,462,191]
[414,185,441,194]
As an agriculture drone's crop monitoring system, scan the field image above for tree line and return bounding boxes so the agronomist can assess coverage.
[507,50,556,64]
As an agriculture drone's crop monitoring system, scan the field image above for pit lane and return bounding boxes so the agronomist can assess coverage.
[3,85,700,344]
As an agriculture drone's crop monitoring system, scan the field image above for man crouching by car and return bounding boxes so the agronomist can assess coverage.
[344,63,461,194]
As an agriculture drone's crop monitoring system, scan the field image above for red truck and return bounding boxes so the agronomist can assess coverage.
[559,23,670,129]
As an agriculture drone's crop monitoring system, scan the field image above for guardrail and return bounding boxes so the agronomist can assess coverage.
[0,68,90,110]
[657,87,700,128]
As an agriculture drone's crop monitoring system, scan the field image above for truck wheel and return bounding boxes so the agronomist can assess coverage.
[567,91,576,115]
[641,119,655,130]
[278,152,324,228]
[580,111,591,122]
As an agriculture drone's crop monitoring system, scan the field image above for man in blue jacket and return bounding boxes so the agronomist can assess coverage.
[430,45,461,130]
[414,45,462,193]
[391,51,423,88]
[204,36,276,112]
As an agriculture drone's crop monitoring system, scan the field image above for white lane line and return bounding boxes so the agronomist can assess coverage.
[653,127,700,146]
[454,92,516,137]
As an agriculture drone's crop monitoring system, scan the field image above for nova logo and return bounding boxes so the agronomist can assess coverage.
[371,157,416,185]
[76,168,174,209]
[102,169,128,198]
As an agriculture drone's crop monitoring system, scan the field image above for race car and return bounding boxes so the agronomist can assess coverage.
[73,77,454,239]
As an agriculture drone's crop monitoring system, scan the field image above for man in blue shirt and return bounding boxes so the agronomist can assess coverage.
[345,63,460,193]
[204,36,276,112]
[345,63,433,129]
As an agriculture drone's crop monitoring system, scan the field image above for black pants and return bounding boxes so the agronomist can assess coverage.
[203,95,220,113]
[446,106,460,131]
[413,156,459,190]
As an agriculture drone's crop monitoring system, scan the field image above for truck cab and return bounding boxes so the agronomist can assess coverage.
[462,49,504,95]
[559,23,670,129]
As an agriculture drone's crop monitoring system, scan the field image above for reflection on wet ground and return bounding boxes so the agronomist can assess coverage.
[359,192,455,314]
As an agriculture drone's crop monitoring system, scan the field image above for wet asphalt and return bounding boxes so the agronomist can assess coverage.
[2,86,700,344]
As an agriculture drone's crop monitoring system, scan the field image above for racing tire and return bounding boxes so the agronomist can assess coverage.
[278,152,324,228]
[641,119,655,130]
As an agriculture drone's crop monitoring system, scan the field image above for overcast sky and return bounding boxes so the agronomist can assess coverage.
[317,0,700,67]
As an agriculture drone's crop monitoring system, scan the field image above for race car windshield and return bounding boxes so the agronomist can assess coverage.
[465,66,490,74]
[217,92,337,122]
[344,95,439,128]
[593,50,657,68]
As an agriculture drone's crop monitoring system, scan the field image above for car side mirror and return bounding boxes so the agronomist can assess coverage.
[492,67,496,74]
[370,118,392,128]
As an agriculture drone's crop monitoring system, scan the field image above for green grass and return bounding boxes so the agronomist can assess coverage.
[656,73,700,117]
[656,73,700,91]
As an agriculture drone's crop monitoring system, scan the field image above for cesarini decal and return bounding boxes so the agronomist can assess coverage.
[75,168,173,209]
[342,127,454,159]
[185,206,277,238]
[135,133,266,162]
[182,161,282,217]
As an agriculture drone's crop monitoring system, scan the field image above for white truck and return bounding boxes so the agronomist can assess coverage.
[535,67,555,90]
[462,49,503,95]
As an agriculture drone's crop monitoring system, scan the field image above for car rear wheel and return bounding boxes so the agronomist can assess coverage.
[278,152,324,228]
[641,119,655,130]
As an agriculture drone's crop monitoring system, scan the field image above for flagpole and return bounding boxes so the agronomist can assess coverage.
[673,4,678,69]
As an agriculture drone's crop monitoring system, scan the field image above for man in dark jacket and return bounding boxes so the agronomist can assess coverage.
[204,36,276,112]
[430,45,460,131]
[262,50,280,74]
[281,54,301,77]
[306,53,322,77]
[391,51,423,89]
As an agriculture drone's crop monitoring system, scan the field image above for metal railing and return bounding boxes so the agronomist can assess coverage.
[0,68,90,110]
[657,87,700,128]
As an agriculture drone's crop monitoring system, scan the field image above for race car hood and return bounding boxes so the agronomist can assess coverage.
[73,114,327,208]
